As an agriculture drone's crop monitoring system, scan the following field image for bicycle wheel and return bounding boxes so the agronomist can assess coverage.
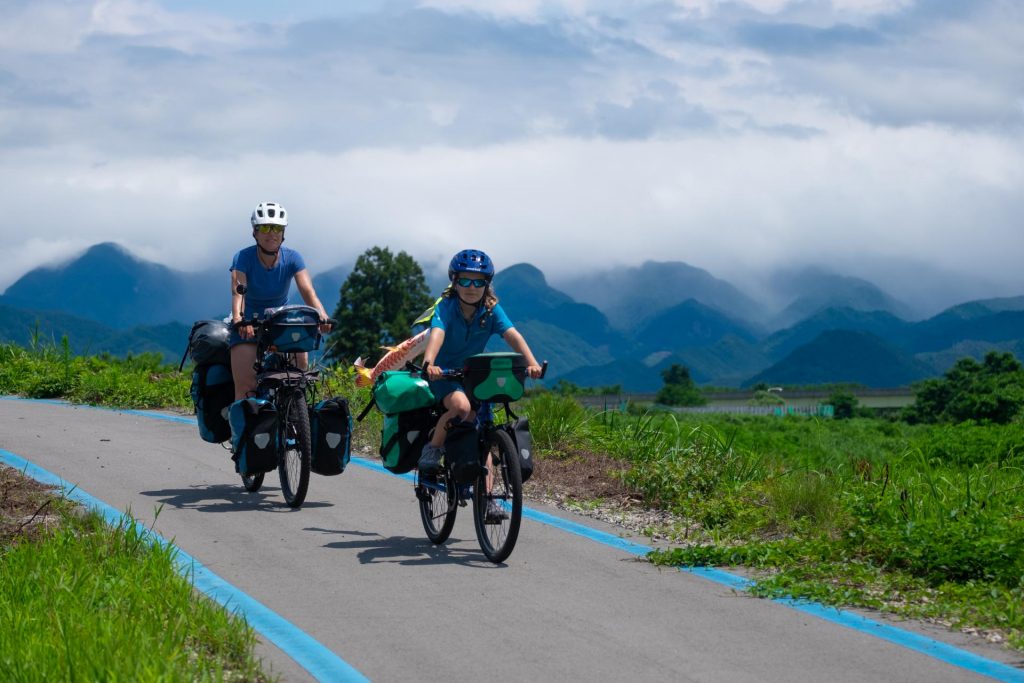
[417,472,458,544]
[473,429,522,563]
[278,395,311,508]
[240,470,264,491]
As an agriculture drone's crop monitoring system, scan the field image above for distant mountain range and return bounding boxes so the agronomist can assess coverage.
[3,242,1023,390]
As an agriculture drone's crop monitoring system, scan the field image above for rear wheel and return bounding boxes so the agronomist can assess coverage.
[417,472,457,544]
[473,429,522,563]
[279,395,311,508]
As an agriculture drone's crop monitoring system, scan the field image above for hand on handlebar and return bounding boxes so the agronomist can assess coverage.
[233,318,255,340]
[526,364,543,379]
[425,362,443,381]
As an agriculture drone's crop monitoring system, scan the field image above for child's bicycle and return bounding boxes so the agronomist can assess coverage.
[409,356,546,563]
[231,300,336,508]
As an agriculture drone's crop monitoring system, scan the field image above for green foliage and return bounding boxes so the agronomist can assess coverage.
[905,351,1024,424]
[827,389,858,419]
[324,246,433,365]
[656,363,706,407]
[0,507,264,680]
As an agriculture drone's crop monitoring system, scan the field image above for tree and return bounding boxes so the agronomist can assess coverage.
[827,389,858,419]
[904,351,1024,424]
[323,247,433,365]
[656,363,706,406]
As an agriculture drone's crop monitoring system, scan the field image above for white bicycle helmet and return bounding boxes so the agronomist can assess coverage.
[250,202,288,228]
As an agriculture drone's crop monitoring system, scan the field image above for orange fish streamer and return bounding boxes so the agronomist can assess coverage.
[353,328,430,387]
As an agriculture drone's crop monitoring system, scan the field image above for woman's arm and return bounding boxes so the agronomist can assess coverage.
[294,269,331,331]
[503,328,542,378]
[230,270,253,339]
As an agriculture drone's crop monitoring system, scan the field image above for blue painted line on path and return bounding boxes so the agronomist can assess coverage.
[6,398,1024,682]
[0,445,368,683]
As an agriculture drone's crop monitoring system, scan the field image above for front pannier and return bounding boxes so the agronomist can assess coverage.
[445,421,482,484]
[462,352,527,403]
[372,371,435,415]
[310,398,352,476]
[505,416,534,482]
[190,363,234,443]
[262,305,321,353]
[380,407,433,474]
[228,398,279,476]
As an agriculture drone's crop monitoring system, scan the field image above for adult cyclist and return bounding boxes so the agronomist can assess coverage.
[229,201,331,401]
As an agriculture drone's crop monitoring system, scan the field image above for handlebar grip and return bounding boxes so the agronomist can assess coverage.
[322,318,338,326]
[539,361,548,379]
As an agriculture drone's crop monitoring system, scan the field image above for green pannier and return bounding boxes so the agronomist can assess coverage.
[372,370,436,415]
[380,407,433,474]
[463,352,527,403]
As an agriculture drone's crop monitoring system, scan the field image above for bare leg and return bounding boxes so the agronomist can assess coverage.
[429,390,474,448]
[230,343,258,401]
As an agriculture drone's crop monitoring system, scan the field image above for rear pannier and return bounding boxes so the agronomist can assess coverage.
[506,417,534,482]
[262,305,321,353]
[380,407,433,474]
[462,352,527,403]
[190,363,233,443]
[372,371,435,415]
[310,398,352,476]
[186,320,232,367]
[228,398,279,476]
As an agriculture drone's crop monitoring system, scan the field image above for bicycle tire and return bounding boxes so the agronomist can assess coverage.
[240,471,264,492]
[417,472,458,544]
[279,394,311,508]
[473,428,522,563]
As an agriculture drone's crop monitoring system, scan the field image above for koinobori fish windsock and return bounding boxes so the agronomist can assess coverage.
[353,328,430,387]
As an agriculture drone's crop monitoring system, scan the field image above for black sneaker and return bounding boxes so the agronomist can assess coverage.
[485,499,509,524]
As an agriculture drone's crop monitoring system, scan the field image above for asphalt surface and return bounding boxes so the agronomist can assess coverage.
[2,400,1021,682]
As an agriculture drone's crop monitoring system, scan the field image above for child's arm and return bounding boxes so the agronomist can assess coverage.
[503,328,543,378]
[422,327,446,380]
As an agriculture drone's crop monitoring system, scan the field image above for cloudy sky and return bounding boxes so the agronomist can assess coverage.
[2,0,1022,310]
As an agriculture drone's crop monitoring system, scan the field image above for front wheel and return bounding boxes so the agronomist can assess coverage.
[278,395,311,508]
[417,471,458,544]
[240,471,264,492]
[473,429,522,563]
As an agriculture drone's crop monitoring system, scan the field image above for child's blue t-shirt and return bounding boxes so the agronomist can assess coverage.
[431,297,514,368]
[230,245,306,317]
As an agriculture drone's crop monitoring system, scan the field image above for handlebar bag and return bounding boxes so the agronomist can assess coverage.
[505,417,534,482]
[310,397,352,476]
[228,398,279,475]
[187,320,231,366]
[190,363,233,443]
[463,352,527,403]
[262,305,321,353]
[380,407,433,474]
[445,421,482,484]
[373,371,435,415]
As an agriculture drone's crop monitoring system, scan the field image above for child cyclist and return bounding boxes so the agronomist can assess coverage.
[419,249,543,518]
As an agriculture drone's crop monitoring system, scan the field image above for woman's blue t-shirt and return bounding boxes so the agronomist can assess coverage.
[230,245,306,317]
[430,297,514,369]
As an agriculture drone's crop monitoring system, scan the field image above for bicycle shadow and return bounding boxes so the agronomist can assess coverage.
[140,484,334,513]
[305,526,498,567]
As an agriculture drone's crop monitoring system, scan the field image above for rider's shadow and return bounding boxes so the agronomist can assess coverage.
[140,484,334,513]
[306,527,496,567]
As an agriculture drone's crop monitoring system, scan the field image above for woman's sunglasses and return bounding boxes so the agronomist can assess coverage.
[255,225,285,234]
[455,277,487,288]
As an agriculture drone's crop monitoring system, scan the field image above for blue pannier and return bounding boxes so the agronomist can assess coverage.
[309,398,352,476]
[262,305,321,353]
[190,363,233,443]
[228,398,279,475]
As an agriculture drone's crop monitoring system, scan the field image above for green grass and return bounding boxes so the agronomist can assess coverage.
[0,503,268,681]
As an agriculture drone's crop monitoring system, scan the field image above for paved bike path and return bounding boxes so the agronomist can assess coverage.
[2,400,1021,682]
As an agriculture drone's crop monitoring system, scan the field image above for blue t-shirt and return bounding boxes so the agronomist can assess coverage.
[431,297,514,369]
[230,245,306,317]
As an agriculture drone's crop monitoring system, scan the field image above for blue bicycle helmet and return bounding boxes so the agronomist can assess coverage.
[448,249,495,282]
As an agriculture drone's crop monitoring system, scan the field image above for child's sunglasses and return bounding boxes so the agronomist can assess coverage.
[455,277,487,288]
[255,224,285,234]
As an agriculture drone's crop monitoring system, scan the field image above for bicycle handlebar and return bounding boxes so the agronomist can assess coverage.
[406,359,548,380]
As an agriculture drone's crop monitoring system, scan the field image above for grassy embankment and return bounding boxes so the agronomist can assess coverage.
[2,338,1022,654]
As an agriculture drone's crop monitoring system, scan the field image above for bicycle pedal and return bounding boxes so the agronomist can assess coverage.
[414,486,432,502]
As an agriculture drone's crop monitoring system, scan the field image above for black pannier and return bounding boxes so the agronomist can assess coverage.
[190,363,233,443]
[380,408,433,474]
[228,398,279,476]
[445,421,482,484]
[185,320,231,367]
[506,416,534,482]
[310,398,352,476]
